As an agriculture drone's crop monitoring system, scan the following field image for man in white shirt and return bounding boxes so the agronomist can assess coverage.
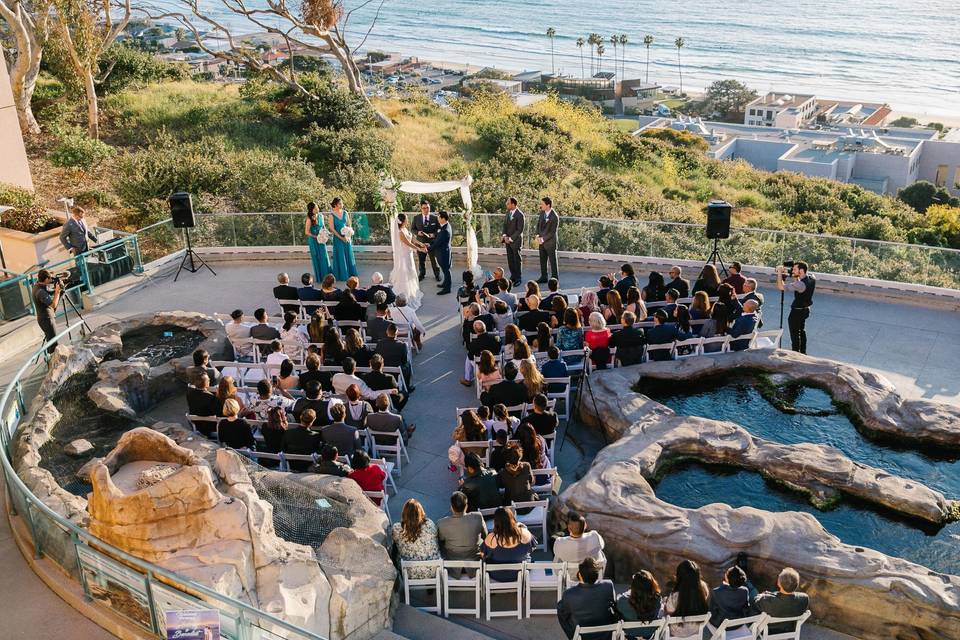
[224,309,254,361]
[553,512,606,581]
[332,357,396,401]
[389,293,425,351]
[265,340,290,366]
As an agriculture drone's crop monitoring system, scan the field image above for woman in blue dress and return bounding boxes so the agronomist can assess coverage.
[304,202,330,282]
[327,196,358,281]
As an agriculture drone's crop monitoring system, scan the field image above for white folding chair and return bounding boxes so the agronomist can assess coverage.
[184,414,220,441]
[621,619,666,639]
[700,335,730,355]
[401,560,442,614]
[573,621,622,640]
[674,337,703,359]
[370,457,397,495]
[644,342,676,362]
[441,560,482,618]
[524,561,566,616]
[370,430,410,474]
[752,329,782,350]
[760,610,811,640]
[665,613,710,640]
[540,432,558,466]
[728,331,757,353]
[363,490,390,522]
[543,376,571,422]
[531,467,559,497]
[709,613,767,640]
[457,441,492,468]
[483,562,524,620]
[512,500,549,552]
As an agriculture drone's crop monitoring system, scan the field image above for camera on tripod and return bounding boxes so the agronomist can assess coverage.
[47,270,72,289]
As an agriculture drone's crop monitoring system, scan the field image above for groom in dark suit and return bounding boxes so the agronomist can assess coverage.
[502,197,524,287]
[411,199,440,282]
[536,196,559,283]
[426,211,453,295]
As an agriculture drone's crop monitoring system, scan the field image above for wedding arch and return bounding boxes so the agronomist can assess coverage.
[380,175,482,276]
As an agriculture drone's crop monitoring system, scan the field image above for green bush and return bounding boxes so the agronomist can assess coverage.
[0,183,55,233]
[50,129,116,170]
[98,44,190,95]
[296,124,393,180]
[229,151,327,212]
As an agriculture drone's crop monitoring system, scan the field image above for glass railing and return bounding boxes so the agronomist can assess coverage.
[0,323,328,640]
[0,270,33,322]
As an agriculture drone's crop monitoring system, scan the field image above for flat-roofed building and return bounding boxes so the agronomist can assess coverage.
[744,92,817,128]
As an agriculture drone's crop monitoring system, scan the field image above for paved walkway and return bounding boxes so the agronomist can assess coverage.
[2,256,955,640]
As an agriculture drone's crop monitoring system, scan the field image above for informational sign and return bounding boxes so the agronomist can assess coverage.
[165,609,221,640]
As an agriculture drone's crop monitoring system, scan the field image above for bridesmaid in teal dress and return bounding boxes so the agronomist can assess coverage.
[328,196,358,281]
[305,202,330,281]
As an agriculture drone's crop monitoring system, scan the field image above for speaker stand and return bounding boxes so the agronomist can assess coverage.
[705,237,728,277]
[174,228,216,282]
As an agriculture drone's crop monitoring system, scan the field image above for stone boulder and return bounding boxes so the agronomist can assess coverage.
[86,359,151,418]
[64,439,94,457]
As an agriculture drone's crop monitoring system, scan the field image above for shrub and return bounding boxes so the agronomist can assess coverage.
[0,183,55,233]
[898,180,959,213]
[296,124,393,180]
[50,129,116,170]
[228,151,327,212]
[97,44,190,95]
[638,128,710,152]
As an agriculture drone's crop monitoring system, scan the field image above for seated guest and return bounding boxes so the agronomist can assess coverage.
[320,403,359,456]
[488,403,519,438]
[520,393,558,436]
[187,372,220,435]
[459,453,501,512]
[666,265,690,299]
[499,445,536,505]
[306,310,326,345]
[217,398,256,450]
[557,558,619,640]
[250,307,280,356]
[460,303,482,345]
[343,384,373,429]
[675,306,694,350]
[333,358,382,400]
[367,392,415,443]
[708,566,752,631]
[332,290,364,322]
[345,275,368,302]
[553,512,606,581]
[742,278,763,309]
[312,444,351,477]
[248,379,296,422]
[265,339,290,367]
[729,300,760,351]
[585,311,611,350]
[517,281,541,311]
[602,290,624,325]
[641,271,666,304]
[391,293,425,351]
[502,324,524,360]
[549,296,568,329]
[617,571,665,639]
[275,358,299,394]
[274,272,300,313]
[609,311,646,366]
[491,299,514,332]
[367,272,395,308]
[519,359,544,401]
[364,353,406,410]
[659,288,680,321]
[297,354,323,390]
[689,291,712,322]
[692,264,721,298]
[281,408,321,471]
[515,422,549,469]
[518,295,552,332]
[541,346,570,383]
[348,449,387,498]
[292,380,338,426]
[532,321,553,353]
[596,276,614,307]
[611,263,638,302]
[511,339,536,371]
[540,277,564,310]
[318,273,341,301]
[392,498,441,574]
[476,350,502,390]
[623,286,646,321]
[699,302,731,352]
[483,267,506,296]
[279,311,309,354]
[259,405,286,455]
[753,567,809,634]
[717,282,743,318]
[341,328,371,368]
[225,309,254,361]
[494,278,518,310]
[366,299,393,343]
[437,491,487,563]
[645,310,691,361]
[299,273,325,316]
[579,289,601,323]
[375,323,412,389]
[664,560,710,639]
[488,429,510,471]
[481,361,527,408]
[462,320,501,386]
[457,270,478,305]
[215,375,246,417]
[480,507,537,582]
[186,348,218,386]
[722,261,746,294]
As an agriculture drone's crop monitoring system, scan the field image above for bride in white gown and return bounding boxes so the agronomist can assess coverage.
[389,213,426,310]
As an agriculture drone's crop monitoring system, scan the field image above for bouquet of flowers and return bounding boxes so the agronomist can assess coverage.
[341,225,355,242]
[316,228,329,244]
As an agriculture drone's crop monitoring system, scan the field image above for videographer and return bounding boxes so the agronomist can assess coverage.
[776,260,816,354]
[32,270,62,353]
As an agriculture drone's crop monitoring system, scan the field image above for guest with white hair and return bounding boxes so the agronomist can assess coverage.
[368,272,395,305]
[584,312,611,350]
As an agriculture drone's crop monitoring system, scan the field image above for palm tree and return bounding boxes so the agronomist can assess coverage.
[674,37,685,95]
[596,43,606,73]
[643,34,654,83]
[609,35,618,80]
[546,27,557,75]
[576,37,585,79]
[588,33,601,75]
[619,34,629,79]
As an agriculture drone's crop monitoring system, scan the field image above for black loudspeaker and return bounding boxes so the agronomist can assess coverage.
[169,192,195,229]
[706,200,732,239]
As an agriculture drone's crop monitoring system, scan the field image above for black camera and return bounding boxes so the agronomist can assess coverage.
[46,270,72,291]
[782,260,795,269]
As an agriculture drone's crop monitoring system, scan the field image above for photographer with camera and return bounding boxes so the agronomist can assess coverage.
[776,260,816,354]
[33,269,63,353]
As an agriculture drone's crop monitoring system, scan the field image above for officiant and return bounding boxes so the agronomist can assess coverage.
[412,200,441,282]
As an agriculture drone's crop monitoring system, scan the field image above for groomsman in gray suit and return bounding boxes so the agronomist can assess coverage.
[501,197,525,287]
[535,196,559,284]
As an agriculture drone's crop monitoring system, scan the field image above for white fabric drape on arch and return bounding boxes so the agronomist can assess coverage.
[395,176,482,277]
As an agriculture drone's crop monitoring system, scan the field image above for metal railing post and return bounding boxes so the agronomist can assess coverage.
[132,234,145,274]
[24,501,42,559]
[73,532,93,602]
[144,571,161,634]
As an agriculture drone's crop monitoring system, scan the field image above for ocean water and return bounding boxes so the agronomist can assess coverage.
[339,0,960,115]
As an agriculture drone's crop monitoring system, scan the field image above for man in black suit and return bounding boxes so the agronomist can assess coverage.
[517,295,553,332]
[367,273,396,306]
[666,265,690,299]
[462,319,501,386]
[320,403,360,456]
[502,197,525,286]
[292,380,338,426]
[298,273,324,316]
[481,361,526,408]
[539,277,565,310]
[273,273,300,313]
[364,354,406,410]
[459,453,501,512]
[426,210,453,294]
[375,323,412,390]
[282,408,322,472]
[249,308,280,357]
[411,199,440,282]
[535,196,559,283]
[366,302,393,342]
[186,372,219,436]
[556,558,618,640]
[609,311,646,366]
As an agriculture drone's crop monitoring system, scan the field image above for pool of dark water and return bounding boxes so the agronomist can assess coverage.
[120,324,205,367]
[641,376,960,575]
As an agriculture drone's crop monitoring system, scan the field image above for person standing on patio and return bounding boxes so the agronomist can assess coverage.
[328,197,358,281]
[536,196,559,284]
[59,205,97,256]
[502,197,525,287]
[305,202,330,282]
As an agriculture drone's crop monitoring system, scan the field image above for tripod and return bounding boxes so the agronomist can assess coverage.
[705,237,728,277]
[174,227,216,282]
[59,281,90,336]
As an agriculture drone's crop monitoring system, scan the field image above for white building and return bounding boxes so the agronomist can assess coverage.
[744,92,817,128]
[636,116,960,197]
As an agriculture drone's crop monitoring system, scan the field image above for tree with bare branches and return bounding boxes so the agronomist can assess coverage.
[49,0,131,138]
[0,0,51,134]
[144,0,393,127]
